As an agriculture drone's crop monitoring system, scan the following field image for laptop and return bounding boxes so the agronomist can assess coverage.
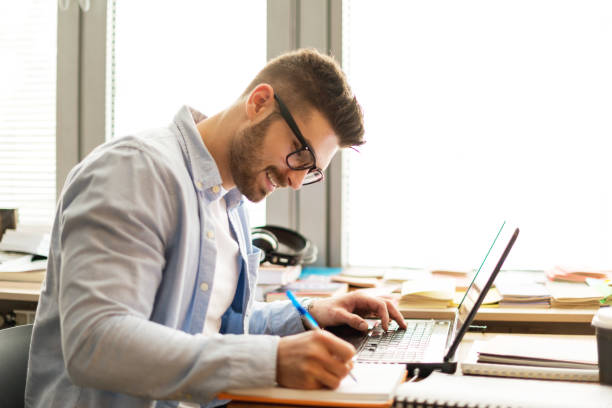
[329,222,519,377]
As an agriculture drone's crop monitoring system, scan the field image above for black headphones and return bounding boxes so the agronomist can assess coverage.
[251,225,317,266]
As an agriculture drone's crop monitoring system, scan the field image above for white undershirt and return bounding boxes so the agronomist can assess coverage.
[202,189,240,335]
[180,190,240,407]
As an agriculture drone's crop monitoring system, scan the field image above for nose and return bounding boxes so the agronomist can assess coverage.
[288,169,309,190]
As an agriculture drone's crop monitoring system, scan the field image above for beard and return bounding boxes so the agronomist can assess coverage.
[230,113,285,202]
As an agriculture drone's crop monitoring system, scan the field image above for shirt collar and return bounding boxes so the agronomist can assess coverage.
[173,105,245,209]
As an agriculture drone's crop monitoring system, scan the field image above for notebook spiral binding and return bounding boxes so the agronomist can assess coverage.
[394,398,512,408]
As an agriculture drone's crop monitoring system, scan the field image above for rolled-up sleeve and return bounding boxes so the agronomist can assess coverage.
[58,145,279,403]
[248,300,306,336]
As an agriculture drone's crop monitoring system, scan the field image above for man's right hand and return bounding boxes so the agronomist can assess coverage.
[276,330,356,389]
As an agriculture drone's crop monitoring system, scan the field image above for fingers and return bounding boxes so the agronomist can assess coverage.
[362,295,390,330]
[277,331,355,390]
[384,298,407,329]
[318,329,356,362]
[316,365,347,389]
[349,292,406,330]
[334,308,369,331]
[314,331,355,388]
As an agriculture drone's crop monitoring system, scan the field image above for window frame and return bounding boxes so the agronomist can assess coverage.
[57,0,342,266]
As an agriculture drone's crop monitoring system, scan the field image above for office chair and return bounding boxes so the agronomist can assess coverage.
[0,324,33,408]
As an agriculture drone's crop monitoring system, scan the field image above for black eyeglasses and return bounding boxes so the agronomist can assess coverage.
[273,94,324,185]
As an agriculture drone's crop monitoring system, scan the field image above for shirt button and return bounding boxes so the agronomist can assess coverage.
[196,181,203,190]
[206,230,214,239]
[211,185,220,194]
[200,282,209,292]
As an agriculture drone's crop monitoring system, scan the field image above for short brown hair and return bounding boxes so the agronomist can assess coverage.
[242,48,365,147]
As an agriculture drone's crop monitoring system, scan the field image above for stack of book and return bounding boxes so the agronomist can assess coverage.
[453,287,502,307]
[254,263,302,301]
[398,279,455,309]
[545,281,602,308]
[494,279,551,308]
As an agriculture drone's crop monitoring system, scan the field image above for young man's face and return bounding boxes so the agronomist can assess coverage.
[230,108,339,203]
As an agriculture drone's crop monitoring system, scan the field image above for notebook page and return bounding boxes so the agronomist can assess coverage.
[223,363,405,403]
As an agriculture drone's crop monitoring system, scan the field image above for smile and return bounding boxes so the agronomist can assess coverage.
[266,170,278,191]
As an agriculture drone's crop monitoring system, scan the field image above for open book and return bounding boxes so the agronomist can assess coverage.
[398,279,455,309]
[218,363,405,407]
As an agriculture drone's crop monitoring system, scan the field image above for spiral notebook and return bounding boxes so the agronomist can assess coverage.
[393,371,612,408]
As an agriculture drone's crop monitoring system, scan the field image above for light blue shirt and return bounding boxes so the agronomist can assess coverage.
[25,106,305,408]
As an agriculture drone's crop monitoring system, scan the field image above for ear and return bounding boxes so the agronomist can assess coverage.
[245,83,275,120]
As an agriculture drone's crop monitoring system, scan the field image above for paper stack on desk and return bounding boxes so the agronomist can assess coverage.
[495,279,551,308]
[399,279,455,309]
[546,265,609,283]
[461,335,599,382]
[0,226,49,283]
[254,263,302,301]
[0,227,50,257]
[545,281,602,308]
[453,287,502,307]
[264,275,348,302]
[0,253,46,282]
[257,263,302,285]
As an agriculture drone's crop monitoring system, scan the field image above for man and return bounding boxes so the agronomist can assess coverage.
[25,49,406,408]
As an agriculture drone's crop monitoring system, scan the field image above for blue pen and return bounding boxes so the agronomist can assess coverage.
[286,290,357,382]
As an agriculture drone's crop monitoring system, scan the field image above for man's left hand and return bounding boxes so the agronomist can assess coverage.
[308,292,407,331]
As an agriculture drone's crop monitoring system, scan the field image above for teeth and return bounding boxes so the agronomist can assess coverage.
[266,171,278,188]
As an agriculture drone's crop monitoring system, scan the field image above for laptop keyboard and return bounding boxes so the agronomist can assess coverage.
[356,320,435,363]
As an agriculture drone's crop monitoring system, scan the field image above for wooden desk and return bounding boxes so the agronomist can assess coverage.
[0,281,41,326]
[0,280,41,302]
[0,279,598,333]
[400,306,598,334]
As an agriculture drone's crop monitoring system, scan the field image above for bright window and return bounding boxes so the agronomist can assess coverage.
[0,0,57,226]
[343,0,612,270]
[111,0,267,226]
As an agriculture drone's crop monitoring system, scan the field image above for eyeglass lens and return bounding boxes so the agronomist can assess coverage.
[287,149,314,169]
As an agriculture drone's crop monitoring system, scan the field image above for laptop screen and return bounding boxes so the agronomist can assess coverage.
[444,222,519,360]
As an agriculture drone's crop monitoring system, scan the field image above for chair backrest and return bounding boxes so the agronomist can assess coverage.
[0,324,33,408]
